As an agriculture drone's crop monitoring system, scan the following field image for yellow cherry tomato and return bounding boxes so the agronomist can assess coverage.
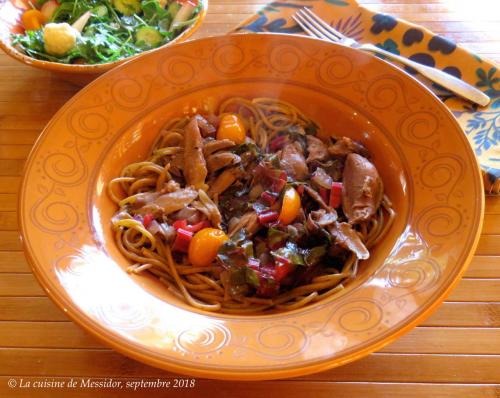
[279,187,301,225]
[216,114,246,144]
[22,9,46,31]
[188,228,229,267]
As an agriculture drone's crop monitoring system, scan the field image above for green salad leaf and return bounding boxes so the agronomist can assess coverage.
[11,0,199,64]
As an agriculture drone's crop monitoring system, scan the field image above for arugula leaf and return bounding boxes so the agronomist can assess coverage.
[141,0,171,27]
[11,0,200,65]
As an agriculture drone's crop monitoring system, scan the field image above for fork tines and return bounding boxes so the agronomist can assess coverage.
[293,8,346,42]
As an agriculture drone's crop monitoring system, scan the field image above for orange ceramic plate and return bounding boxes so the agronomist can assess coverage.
[20,34,484,380]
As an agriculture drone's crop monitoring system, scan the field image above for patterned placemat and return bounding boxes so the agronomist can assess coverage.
[235,0,500,194]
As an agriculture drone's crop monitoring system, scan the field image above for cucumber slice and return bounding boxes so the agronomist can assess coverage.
[135,26,163,48]
[112,0,141,16]
[92,5,108,17]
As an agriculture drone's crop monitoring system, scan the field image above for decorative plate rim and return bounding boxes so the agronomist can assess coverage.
[19,33,484,380]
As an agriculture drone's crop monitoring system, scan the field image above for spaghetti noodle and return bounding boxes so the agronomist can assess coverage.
[109,97,395,313]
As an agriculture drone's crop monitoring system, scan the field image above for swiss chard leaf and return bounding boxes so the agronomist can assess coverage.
[217,239,248,268]
[304,245,327,267]
[241,241,254,258]
[221,268,250,297]
[245,267,260,288]
[267,227,288,249]
[271,241,305,266]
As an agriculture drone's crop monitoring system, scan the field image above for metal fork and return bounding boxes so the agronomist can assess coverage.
[293,8,490,107]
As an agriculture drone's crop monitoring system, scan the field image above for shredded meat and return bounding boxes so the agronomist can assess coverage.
[194,190,222,228]
[160,180,180,194]
[228,211,260,238]
[280,142,308,181]
[303,185,331,211]
[171,206,204,224]
[194,114,216,137]
[305,211,332,241]
[328,222,369,260]
[168,151,184,177]
[328,136,369,158]
[311,167,333,189]
[128,192,160,208]
[342,153,383,223]
[206,152,241,173]
[310,209,337,227]
[203,139,235,157]
[208,168,240,197]
[137,187,198,216]
[183,118,207,189]
[306,135,329,163]
[204,114,220,130]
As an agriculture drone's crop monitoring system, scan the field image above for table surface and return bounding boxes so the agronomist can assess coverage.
[1,0,500,397]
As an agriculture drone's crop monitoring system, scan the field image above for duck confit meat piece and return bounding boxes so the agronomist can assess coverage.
[207,167,240,197]
[136,187,198,216]
[311,167,333,190]
[159,180,180,194]
[280,142,308,181]
[171,206,204,224]
[342,153,383,223]
[303,185,331,211]
[203,139,235,157]
[328,136,370,158]
[306,135,329,163]
[206,152,241,174]
[305,210,334,241]
[328,222,369,260]
[204,114,220,130]
[194,114,217,137]
[310,209,337,227]
[183,117,207,189]
[168,151,184,177]
[196,189,223,228]
[228,211,260,238]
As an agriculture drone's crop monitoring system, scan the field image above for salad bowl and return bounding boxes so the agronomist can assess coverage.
[0,0,207,85]
[19,33,483,380]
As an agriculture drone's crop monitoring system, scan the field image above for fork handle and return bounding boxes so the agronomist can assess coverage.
[359,43,490,107]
